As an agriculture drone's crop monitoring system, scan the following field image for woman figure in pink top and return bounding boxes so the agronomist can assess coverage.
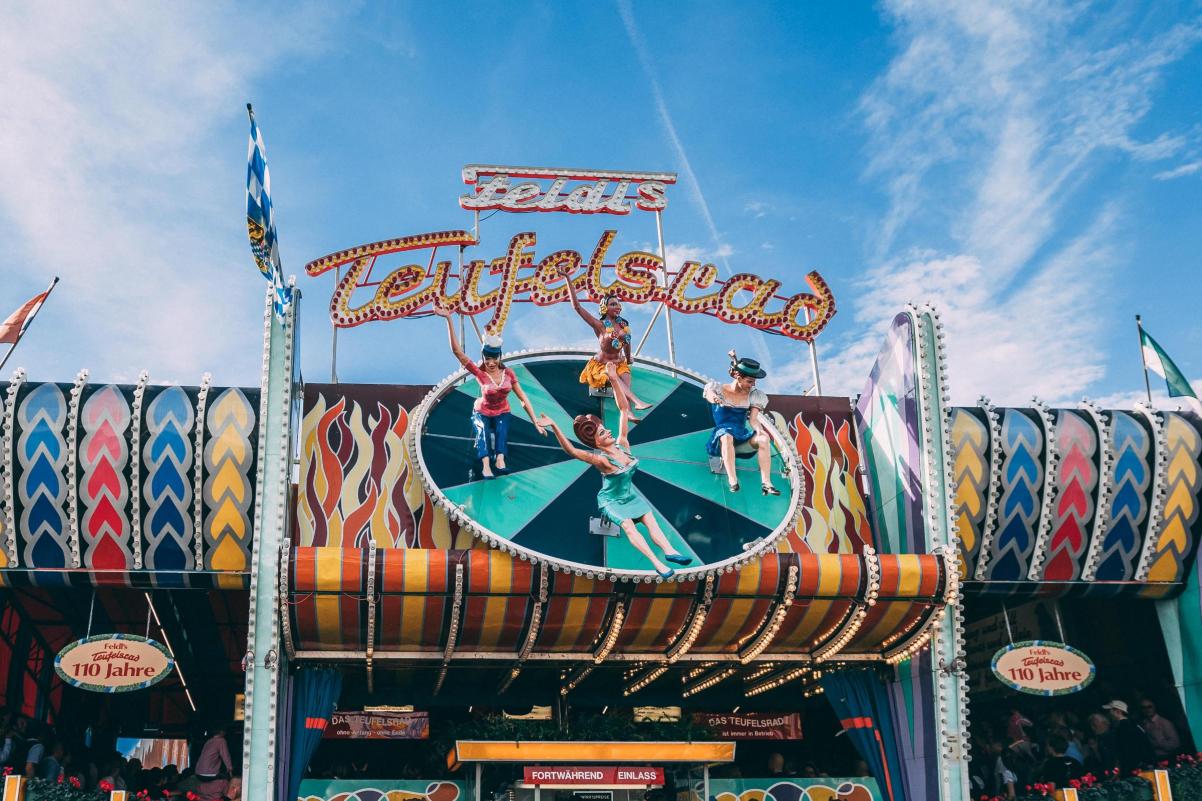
[436,309,545,479]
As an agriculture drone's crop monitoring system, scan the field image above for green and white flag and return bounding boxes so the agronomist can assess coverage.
[1141,327,1198,405]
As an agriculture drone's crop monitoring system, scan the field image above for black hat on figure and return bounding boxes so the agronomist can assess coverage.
[731,357,767,379]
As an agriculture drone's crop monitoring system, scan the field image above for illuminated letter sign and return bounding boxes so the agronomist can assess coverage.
[306,231,836,342]
[460,165,677,215]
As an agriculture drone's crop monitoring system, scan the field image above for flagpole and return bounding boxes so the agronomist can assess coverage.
[1136,314,1153,405]
[0,276,59,374]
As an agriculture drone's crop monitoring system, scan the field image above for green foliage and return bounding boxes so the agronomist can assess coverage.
[1169,760,1202,801]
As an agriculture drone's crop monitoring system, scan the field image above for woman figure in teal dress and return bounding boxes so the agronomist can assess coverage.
[538,412,692,578]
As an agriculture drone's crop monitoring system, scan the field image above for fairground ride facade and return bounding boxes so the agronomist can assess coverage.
[0,164,1200,801]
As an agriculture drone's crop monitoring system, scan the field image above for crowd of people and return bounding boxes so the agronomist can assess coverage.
[973,696,1188,799]
[0,713,239,800]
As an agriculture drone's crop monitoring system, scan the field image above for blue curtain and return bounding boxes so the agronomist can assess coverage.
[821,668,908,801]
[287,667,342,801]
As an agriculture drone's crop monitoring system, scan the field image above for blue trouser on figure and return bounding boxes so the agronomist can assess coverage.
[472,411,510,459]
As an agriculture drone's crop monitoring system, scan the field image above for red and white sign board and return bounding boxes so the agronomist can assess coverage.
[694,712,803,740]
[324,710,430,739]
[522,767,665,787]
[55,634,173,693]
[991,640,1095,696]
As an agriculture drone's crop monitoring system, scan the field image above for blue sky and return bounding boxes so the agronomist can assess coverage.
[2,1,1200,407]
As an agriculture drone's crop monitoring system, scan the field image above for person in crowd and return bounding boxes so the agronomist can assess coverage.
[1103,700,1155,773]
[1039,735,1082,787]
[176,766,201,797]
[195,725,233,800]
[0,716,26,770]
[1140,699,1181,760]
[433,307,545,480]
[766,752,787,777]
[38,739,65,782]
[539,413,692,577]
[99,756,127,791]
[1053,724,1086,766]
[1084,713,1115,774]
[852,760,871,778]
[123,757,143,791]
[987,740,1018,800]
[703,351,783,495]
[1006,706,1035,760]
[22,724,44,780]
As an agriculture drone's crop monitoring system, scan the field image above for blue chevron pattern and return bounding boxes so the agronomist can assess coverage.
[17,383,70,568]
[985,409,1043,581]
[1095,412,1151,581]
[142,387,195,570]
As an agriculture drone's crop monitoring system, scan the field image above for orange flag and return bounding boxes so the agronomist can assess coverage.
[0,288,51,345]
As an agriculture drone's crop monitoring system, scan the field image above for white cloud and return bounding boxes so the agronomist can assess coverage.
[744,201,769,219]
[1088,380,1202,411]
[0,3,342,385]
[807,2,1202,404]
[1155,160,1202,180]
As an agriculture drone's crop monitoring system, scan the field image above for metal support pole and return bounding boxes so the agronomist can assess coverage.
[804,307,822,396]
[475,763,482,801]
[655,210,676,365]
[330,267,340,383]
[1136,315,1154,405]
[1001,602,1014,644]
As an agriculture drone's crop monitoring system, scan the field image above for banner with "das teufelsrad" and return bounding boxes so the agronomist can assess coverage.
[694,712,803,740]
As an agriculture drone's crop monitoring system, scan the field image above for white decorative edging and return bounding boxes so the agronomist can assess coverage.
[592,600,626,663]
[278,539,295,660]
[67,369,88,567]
[193,372,212,569]
[499,566,549,693]
[406,349,804,583]
[1134,402,1169,581]
[2,369,27,566]
[432,561,465,695]
[130,370,150,570]
[666,575,714,663]
[739,563,799,663]
[972,396,1004,580]
[812,545,880,661]
[1026,399,1060,580]
[1079,401,1115,582]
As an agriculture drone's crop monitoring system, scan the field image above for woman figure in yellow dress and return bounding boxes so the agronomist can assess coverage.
[560,266,652,433]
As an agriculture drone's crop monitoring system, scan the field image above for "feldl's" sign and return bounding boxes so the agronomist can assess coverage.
[991,640,1095,696]
[55,634,174,693]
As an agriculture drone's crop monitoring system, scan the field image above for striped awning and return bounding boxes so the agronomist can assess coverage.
[286,547,947,662]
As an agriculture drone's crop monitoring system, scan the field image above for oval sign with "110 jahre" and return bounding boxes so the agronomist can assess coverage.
[992,640,1095,696]
[55,634,174,693]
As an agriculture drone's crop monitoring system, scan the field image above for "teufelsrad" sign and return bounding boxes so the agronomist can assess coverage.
[991,640,1095,696]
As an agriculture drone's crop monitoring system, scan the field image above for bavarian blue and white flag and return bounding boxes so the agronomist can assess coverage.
[246,105,291,319]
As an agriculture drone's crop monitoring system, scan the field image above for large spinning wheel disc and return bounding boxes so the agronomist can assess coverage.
[410,351,803,581]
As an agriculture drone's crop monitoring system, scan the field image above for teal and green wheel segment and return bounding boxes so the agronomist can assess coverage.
[410,351,803,581]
